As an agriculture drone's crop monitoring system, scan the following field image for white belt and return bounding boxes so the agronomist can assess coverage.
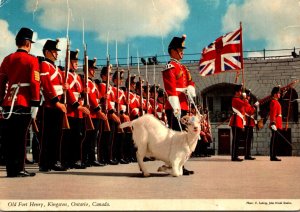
[232,107,246,126]
[121,105,126,112]
[54,85,63,96]
[11,83,30,88]
[73,92,80,101]
[110,102,115,109]
[157,112,162,118]
[176,87,187,93]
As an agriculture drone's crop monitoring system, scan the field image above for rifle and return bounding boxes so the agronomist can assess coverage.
[153,63,157,117]
[115,41,124,133]
[82,42,94,131]
[137,51,144,116]
[61,36,70,129]
[102,53,111,132]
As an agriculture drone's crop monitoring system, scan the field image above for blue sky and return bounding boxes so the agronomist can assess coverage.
[1,0,300,66]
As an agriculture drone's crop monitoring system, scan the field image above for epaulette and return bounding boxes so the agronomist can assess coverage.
[163,63,174,71]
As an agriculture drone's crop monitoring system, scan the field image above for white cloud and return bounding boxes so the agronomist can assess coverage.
[0,19,15,62]
[222,0,300,52]
[25,0,189,42]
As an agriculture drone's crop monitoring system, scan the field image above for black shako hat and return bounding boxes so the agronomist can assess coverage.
[112,70,124,80]
[88,58,98,69]
[271,86,281,96]
[168,34,186,50]
[43,39,61,51]
[16,27,35,43]
[100,66,112,76]
[234,84,243,92]
[70,49,79,60]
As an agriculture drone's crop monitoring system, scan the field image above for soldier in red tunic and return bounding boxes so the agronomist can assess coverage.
[229,84,246,161]
[61,49,90,169]
[162,35,196,175]
[0,27,40,177]
[269,86,282,161]
[82,59,107,167]
[97,66,120,165]
[39,39,67,172]
[111,70,130,164]
[244,89,259,160]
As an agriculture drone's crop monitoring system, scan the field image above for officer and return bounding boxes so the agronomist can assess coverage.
[269,86,282,161]
[39,39,67,171]
[162,34,196,175]
[0,27,40,177]
[229,84,246,161]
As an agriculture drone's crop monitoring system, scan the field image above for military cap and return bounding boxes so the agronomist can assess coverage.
[43,39,61,51]
[136,81,144,90]
[112,69,124,80]
[234,84,243,92]
[88,58,98,69]
[16,27,35,43]
[157,88,165,98]
[245,89,251,96]
[70,49,79,60]
[149,85,160,93]
[271,86,281,96]
[125,75,136,87]
[168,34,186,50]
[100,65,112,76]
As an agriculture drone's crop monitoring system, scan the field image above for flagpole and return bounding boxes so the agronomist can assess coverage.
[240,22,245,91]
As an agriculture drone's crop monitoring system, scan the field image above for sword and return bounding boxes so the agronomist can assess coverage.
[275,130,294,148]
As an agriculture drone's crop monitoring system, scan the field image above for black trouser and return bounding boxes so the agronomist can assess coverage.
[270,129,280,159]
[39,107,64,168]
[2,107,31,176]
[61,117,85,166]
[244,126,253,157]
[98,118,116,162]
[166,109,187,131]
[82,118,100,163]
[231,126,243,159]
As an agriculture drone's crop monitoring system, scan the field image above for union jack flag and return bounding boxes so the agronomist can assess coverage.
[199,26,243,76]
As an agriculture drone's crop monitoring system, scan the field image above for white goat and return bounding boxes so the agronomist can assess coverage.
[119,114,201,177]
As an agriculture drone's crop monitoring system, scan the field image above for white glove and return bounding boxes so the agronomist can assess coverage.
[31,107,39,119]
[187,85,196,98]
[254,101,259,107]
[271,125,277,131]
[173,109,181,119]
[242,92,246,99]
[168,95,181,116]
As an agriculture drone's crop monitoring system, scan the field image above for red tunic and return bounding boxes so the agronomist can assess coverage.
[66,71,84,118]
[112,86,127,114]
[97,82,114,112]
[229,96,246,128]
[40,60,64,108]
[87,78,101,119]
[162,58,195,111]
[244,100,256,127]
[0,49,40,107]
[269,98,282,129]
[125,90,140,119]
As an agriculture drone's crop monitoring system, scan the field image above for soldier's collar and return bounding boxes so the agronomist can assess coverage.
[170,58,181,63]
[17,49,28,53]
[45,58,55,65]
